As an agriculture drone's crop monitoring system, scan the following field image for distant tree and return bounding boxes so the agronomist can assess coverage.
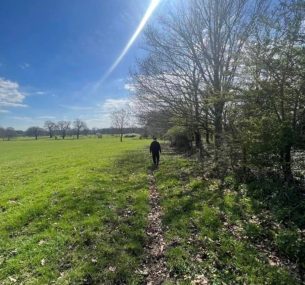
[0,127,5,140]
[5,127,17,141]
[73,119,87,139]
[82,127,90,136]
[91,128,97,135]
[57,121,71,139]
[44,121,56,138]
[16,130,25,136]
[26,126,43,140]
[136,108,172,139]
[111,108,130,142]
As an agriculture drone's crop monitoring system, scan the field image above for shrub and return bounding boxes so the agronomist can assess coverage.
[165,127,191,150]
[275,229,301,260]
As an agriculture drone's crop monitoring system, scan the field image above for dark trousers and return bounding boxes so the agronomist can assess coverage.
[152,152,160,165]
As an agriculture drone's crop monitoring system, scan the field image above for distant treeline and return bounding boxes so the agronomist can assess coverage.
[95,127,144,135]
[0,120,144,141]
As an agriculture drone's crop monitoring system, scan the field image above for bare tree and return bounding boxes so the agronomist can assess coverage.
[73,119,87,139]
[111,109,130,142]
[136,108,173,138]
[133,0,266,162]
[26,126,43,140]
[57,121,71,139]
[185,0,265,151]
[0,127,5,140]
[44,121,56,138]
[5,127,17,141]
[133,27,209,157]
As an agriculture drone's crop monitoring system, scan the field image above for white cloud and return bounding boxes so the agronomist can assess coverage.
[0,102,28,108]
[38,115,56,120]
[0,109,10,113]
[60,104,94,111]
[20,63,30,69]
[78,98,133,129]
[85,115,112,128]
[36,91,46,95]
[0,78,27,110]
[100,98,130,111]
[11,116,34,122]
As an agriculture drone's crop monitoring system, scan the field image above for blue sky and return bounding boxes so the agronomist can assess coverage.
[0,0,164,130]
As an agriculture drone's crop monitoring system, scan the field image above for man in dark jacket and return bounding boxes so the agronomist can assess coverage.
[150,137,161,166]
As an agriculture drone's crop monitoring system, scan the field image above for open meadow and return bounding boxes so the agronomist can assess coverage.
[0,137,304,284]
[0,136,150,284]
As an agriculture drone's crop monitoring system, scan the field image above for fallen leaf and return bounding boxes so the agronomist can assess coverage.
[191,274,209,285]
[8,276,17,283]
[38,240,46,246]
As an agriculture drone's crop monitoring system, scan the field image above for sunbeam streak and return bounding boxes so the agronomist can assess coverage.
[99,0,161,85]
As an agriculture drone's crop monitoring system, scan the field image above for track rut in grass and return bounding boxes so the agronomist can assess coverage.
[138,168,169,284]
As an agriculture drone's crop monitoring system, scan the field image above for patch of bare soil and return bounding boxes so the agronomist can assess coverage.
[137,170,169,285]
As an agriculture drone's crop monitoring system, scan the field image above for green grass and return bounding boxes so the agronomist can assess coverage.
[155,152,304,284]
[1,138,304,284]
[0,136,151,284]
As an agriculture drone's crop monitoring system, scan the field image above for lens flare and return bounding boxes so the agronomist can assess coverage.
[99,0,161,84]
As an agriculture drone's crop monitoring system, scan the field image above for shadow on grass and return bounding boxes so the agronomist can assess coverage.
[238,176,305,281]
[155,155,304,284]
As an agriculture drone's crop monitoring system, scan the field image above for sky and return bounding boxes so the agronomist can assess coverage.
[0,0,165,130]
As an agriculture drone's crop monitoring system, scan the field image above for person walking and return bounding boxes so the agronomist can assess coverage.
[150,137,161,166]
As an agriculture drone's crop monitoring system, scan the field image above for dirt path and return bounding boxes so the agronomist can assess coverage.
[138,169,169,284]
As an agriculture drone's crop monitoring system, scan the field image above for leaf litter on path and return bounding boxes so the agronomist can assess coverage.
[137,170,169,284]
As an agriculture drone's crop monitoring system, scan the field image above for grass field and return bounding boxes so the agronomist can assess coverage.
[1,137,304,284]
[0,136,151,284]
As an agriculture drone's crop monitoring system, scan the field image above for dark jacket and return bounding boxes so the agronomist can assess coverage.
[150,141,161,154]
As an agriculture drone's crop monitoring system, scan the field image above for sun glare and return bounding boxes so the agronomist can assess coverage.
[100,0,162,83]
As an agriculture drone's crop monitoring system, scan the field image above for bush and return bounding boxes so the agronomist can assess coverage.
[275,229,301,260]
[165,127,191,150]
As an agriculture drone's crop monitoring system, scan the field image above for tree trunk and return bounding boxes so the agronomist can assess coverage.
[77,131,79,139]
[192,86,203,157]
[120,133,123,142]
[242,145,247,168]
[194,130,203,158]
[280,144,293,182]
[214,101,224,149]
[214,101,224,165]
[205,111,210,144]
[206,130,210,144]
